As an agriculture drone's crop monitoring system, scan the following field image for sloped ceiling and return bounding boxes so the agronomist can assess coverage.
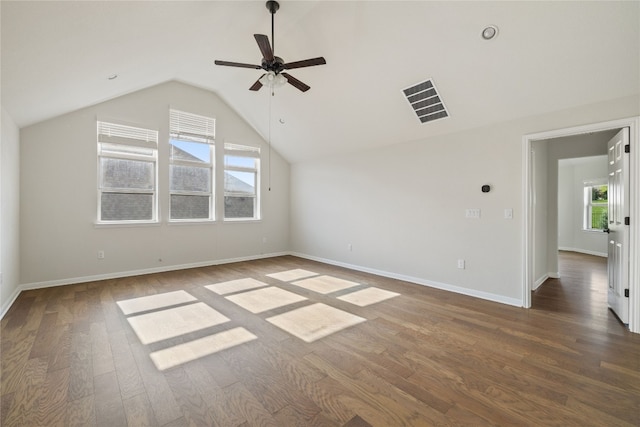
[2,1,638,163]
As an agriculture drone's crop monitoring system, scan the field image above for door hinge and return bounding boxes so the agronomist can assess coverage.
[625,217,630,226]
[625,144,630,153]
[624,289,629,298]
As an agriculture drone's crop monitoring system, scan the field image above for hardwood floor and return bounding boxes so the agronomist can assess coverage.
[2,253,639,426]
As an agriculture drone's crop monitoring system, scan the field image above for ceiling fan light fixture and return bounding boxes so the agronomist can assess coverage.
[259,71,287,88]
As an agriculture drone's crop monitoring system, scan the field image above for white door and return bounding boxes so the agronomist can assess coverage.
[607,128,630,324]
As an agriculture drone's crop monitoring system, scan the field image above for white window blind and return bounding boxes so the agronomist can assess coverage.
[169,109,215,144]
[98,121,158,148]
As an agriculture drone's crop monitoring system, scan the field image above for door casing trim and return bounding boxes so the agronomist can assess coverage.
[522,116,640,333]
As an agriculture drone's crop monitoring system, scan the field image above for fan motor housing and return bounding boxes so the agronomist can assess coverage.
[263,56,285,73]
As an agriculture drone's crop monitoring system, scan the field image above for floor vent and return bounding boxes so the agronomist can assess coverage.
[403,79,449,124]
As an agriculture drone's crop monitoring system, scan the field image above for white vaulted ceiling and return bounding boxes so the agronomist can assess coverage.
[2,1,638,162]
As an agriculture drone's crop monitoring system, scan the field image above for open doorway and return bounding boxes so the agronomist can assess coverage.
[530,155,620,330]
[522,117,640,333]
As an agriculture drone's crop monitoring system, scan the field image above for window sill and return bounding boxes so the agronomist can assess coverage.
[582,228,607,233]
[94,221,161,229]
[223,218,262,224]
[168,219,216,226]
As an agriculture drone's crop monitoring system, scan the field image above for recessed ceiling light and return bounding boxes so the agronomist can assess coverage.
[481,25,498,40]
[107,74,118,80]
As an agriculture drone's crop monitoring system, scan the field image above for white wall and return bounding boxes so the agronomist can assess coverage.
[291,95,639,306]
[19,81,290,286]
[531,139,548,289]
[557,163,573,249]
[1,107,21,316]
[558,156,608,256]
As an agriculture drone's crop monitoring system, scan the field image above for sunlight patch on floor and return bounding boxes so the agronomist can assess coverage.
[337,287,400,307]
[291,275,361,294]
[149,327,257,371]
[267,269,318,282]
[205,278,269,295]
[127,302,230,345]
[117,290,197,315]
[225,287,307,314]
[266,303,365,343]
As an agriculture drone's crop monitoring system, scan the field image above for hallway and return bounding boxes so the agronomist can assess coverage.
[532,250,627,334]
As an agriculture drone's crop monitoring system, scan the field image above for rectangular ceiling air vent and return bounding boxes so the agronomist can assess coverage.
[402,79,449,124]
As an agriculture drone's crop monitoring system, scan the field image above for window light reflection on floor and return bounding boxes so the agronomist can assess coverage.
[117,269,402,371]
[118,290,260,371]
[266,303,366,343]
[225,286,307,314]
[116,290,197,315]
[204,277,269,295]
[337,287,400,307]
[126,302,230,345]
[150,327,257,371]
[291,275,361,294]
[267,268,318,282]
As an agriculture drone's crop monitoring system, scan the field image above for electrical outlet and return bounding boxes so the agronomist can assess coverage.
[504,208,513,219]
[348,243,353,252]
[457,259,465,269]
[97,250,105,259]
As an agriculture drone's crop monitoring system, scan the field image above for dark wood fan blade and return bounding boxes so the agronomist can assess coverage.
[215,60,261,69]
[254,34,274,62]
[250,75,265,91]
[281,73,310,92]
[284,57,326,70]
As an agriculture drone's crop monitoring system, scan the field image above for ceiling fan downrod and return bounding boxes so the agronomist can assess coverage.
[266,1,279,55]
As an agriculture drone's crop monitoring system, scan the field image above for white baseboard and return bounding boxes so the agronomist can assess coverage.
[3,250,528,319]
[1,286,23,320]
[1,252,288,319]
[290,252,523,308]
[558,247,607,258]
[533,274,550,291]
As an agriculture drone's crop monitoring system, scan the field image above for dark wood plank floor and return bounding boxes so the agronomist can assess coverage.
[2,252,639,426]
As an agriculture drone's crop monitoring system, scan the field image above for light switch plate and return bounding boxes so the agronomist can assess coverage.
[465,208,481,219]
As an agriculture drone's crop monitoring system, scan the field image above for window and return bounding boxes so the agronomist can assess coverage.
[98,121,158,222]
[584,181,608,231]
[169,110,215,221]
[224,143,260,220]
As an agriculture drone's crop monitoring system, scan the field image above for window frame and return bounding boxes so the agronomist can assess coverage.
[223,143,261,221]
[97,121,159,225]
[583,180,608,232]
[169,109,216,222]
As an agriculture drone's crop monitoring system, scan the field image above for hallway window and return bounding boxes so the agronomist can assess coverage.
[584,182,608,231]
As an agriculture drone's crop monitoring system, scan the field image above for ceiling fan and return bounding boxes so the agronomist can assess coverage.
[214,0,326,92]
